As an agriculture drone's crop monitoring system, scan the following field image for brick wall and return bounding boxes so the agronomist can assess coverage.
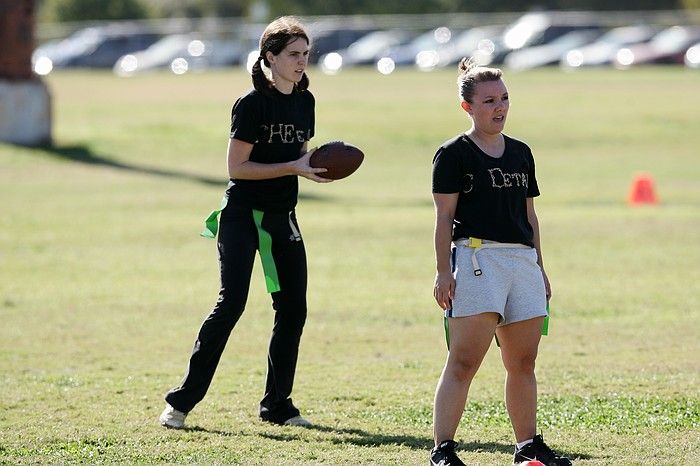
[0,0,35,80]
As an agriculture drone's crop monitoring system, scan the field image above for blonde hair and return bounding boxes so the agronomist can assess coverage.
[252,16,310,95]
[457,57,502,103]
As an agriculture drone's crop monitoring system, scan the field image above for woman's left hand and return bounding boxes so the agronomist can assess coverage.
[542,269,551,303]
[293,148,333,183]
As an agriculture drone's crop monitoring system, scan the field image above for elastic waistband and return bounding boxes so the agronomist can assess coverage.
[453,237,530,249]
[454,237,530,276]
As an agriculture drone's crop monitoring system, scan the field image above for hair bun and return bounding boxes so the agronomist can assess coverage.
[458,57,477,75]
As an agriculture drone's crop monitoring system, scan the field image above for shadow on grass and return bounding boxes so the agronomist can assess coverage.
[177,424,591,460]
[33,143,225,186]
[27,143,330,201]
[264,424,519,454]
[259,425,434,450]
[176,423,433,450]
[176,425,241,436]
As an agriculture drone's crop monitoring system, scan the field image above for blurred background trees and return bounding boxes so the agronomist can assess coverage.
[45,0,150,21]
[38,0,248,21]
[38,0,693,22]
[145,0,248,18]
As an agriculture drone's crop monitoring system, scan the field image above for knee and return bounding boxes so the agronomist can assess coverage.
[281,308,307,332]
[272,295,307,319]
[503,353,537,375]
[445,357,481,383]
[203,295,245,330]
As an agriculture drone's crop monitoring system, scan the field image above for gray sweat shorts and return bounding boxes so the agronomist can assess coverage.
[447,241,547,326]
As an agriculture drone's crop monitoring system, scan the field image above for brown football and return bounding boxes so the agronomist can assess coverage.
[309,141,364,180]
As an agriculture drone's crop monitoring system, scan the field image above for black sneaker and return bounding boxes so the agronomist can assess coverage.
[430,440,466,466]
[513,434,572,466]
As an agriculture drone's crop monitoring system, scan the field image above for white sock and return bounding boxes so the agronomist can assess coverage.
[516,438,534,449]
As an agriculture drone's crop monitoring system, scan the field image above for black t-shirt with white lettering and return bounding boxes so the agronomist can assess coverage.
[432,134,540,247]
[227,87,315,212]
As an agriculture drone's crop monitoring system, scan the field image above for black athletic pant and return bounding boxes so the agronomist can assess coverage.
[165,204,307,424]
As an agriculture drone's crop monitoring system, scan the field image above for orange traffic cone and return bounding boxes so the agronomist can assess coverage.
[628,173,658,205]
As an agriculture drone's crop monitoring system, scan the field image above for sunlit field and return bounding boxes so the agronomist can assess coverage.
[1,66,698,465]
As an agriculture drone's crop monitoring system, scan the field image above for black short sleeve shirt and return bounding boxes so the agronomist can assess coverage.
[227,87,315,212]
[432,134,540,247]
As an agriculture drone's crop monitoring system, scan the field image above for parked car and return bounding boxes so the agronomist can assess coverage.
[685,42,700,68]
[505,29,603,70]
[379,26,459,71]
[33,25,159,73]
[320,29,414,74]
[561,24,658,68]
[483,12,602,65]
[614,25,700,67]
[114,34,244,76]
[308,27,375,64]
[442,25,507,66]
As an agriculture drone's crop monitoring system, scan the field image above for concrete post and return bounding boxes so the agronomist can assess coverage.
[0,0,52,146]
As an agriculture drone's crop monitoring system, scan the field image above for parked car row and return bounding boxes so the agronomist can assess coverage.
[318,13,700,74]
[32,12,700,76]
[33,24,160,75]
[113,33,245,76]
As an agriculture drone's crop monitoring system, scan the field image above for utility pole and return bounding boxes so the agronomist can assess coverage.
[0,0,52,146]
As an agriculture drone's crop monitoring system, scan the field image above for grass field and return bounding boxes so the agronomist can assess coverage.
[1,66,699,465]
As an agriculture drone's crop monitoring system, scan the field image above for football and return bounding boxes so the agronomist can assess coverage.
[309,141,364,180]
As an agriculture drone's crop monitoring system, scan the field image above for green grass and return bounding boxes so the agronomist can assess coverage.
[1,66,699,465]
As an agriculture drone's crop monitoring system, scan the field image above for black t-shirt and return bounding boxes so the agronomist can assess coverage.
[226,87,315,212]
[432,133,540,247]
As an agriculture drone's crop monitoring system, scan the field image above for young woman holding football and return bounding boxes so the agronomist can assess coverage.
[429,57,571,466]
[159,16,330,429]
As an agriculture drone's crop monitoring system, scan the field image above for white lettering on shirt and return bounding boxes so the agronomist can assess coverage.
[488,168,528,189]
[463,173,474,193]
[262,124,309,143]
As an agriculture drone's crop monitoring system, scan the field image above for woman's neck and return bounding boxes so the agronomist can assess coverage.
[272,78,294,95]
[466,128,505,158]
[466,128,501,145]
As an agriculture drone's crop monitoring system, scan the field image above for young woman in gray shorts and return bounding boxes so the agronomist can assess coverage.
[429,57,571,466]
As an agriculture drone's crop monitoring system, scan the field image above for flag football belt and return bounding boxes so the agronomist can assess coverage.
[445,237,550,348]
[453,237,531,276]
[200,196,281,294]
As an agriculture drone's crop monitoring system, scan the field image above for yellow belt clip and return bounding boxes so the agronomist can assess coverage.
[462,237,530,277]
[466,237,483,276]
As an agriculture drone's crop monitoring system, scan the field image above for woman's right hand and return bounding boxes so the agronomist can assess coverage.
[292,148,333,183]
[433,271,455,311]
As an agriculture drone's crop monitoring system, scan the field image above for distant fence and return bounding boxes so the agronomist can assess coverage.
[36,9,700,43]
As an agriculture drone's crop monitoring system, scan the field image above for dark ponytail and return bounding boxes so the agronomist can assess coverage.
[253,16,311,95]
[251,56,270,94]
